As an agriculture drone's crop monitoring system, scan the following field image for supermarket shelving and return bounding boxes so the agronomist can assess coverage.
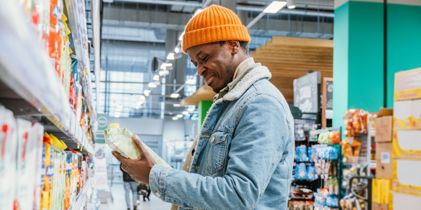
[0,1,94,154]
[69,179,94,210]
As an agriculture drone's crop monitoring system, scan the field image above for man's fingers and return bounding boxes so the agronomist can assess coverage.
[112,151,126,162]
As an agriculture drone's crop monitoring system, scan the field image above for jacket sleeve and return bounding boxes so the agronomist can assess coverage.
[149,94,291,210]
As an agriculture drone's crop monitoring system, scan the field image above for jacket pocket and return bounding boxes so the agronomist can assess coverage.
[206,131,230,175]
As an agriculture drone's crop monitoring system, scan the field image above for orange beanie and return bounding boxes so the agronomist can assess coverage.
[182,5,251,53]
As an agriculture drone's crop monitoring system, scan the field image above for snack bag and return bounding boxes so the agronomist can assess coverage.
[104,123,140,160]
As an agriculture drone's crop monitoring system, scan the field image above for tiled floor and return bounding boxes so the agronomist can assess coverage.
[99,183,171,210]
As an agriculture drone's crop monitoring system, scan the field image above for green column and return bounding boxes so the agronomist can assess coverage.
[333,1,385,128]
[387,3,421,106]
[198,100,212,129]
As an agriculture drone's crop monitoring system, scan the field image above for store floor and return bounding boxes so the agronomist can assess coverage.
[100,183,171,210]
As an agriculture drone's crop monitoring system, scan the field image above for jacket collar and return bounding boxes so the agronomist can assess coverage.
[214,57,272,102]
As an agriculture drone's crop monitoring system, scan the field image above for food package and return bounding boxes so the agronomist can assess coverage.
[104,123,171,167]
[0,106,17,210]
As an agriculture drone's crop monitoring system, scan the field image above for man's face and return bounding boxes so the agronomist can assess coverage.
[187,42,237,93]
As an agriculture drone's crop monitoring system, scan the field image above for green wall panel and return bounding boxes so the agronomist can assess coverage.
[348,2,384,112]
[387,4,421,106]
[198,100,212,129]
[333,3,349,129]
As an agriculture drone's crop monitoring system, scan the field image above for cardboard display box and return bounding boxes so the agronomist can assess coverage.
[393,191,421,210]
[376,143,393,179]
[394,159,421,189]
[394,68,421,101]
[375,109,393,143]
[394,99,421,129]
[393,130,421,159]
[372,203,388,210]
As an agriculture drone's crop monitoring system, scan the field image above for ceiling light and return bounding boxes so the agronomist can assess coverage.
[170,92,180,99]
[173,103,181,107]
[144,89,151,96]
[172,116,179,120]
[287,0,296,9]
[159,69,169,76]
[182,111,189,115]
[186,78,196,85]
[263,1,287,14]
[148,82,157,89]
[176,114,183,118]
[167,53,175,60]
[174,47,181,54]
[187,106,195,112]
[160,63,173,70]
[153,74,160,81]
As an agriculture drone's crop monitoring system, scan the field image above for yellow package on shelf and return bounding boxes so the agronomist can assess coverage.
[394,68,421,101]
[372,178,392,204]
[392,130,421,159]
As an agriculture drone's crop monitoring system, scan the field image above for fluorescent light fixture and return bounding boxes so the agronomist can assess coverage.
[173,103,181,107]
[172,116,179,120]
[187,106,195,112]
[186,78,196,85]
[174,47,181,54]
[148,82,157,89]
[178,32,184,41]
[167,53,175,60]
[153,74,160,81]
[287,0,296,9]
[182,111,189,115]
[160,63,173,70]
[158,69,169,76]
[263,1,287,14]
[170,92,180,99]
[144,89,151,96]
[176,114,183,118]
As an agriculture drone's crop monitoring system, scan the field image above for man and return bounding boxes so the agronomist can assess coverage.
[114,5,294,210]
[120,164,139,210]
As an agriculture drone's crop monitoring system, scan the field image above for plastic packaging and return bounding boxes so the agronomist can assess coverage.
[104,123,140,160]
[104,124,171,168]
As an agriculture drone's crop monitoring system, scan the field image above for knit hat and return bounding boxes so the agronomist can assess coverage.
[182,5,251,53]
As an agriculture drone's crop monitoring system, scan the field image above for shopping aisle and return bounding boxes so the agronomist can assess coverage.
[99,183,171,210]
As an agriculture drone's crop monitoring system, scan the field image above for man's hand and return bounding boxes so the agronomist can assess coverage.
[112,135,155,184]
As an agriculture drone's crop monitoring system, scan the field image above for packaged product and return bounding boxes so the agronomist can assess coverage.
[0,106,17,210]
[104,124,171,167]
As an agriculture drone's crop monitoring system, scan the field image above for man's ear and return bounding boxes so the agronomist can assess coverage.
[226,40,240,55]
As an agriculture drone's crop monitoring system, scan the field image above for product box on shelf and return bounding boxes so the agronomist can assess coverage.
[376,143,393,179]
[394,68,421,101]
[0,106,17,210]
[15,119,44,210]
[375,109,393,143]
[394,99,421,129]
[392,129,421,159]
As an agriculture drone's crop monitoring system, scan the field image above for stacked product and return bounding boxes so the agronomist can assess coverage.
[19,0,95,147]
[40,133,91,210]
[390,68,421,210]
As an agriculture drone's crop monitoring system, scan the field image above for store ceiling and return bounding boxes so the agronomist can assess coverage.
[97,0,334,119]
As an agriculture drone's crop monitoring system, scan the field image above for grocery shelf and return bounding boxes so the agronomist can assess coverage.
[69,179,94,210]
[0,1,94,155]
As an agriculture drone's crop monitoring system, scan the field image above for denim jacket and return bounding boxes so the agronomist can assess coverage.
[150,58,294,210]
